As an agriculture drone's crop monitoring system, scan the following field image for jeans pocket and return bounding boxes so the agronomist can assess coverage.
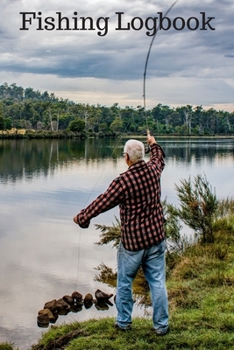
[149,240,166,256]
[124,248,140,257]
[118,242,140,256]
[159,240,167,253]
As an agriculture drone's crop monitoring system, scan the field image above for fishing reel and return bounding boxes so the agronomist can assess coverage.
[144,143,150,154]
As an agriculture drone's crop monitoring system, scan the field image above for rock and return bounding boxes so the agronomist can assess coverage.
[84,293,93,303]
[56,298,70,312]
[84,301,93,309]
[72,291,83,305]
[62,295,74,305]
[44,299,57,313]
[49,314,59,324]
[38,289,114,327]
[37,313,50,323]
[43,298,70,317]
[37,313,50,328]
[58,308,71,316]
[95,289,113,302]
[38,308,58,323]
[57,298,70,308]
[38,308,55,320]
[84,293,93,309]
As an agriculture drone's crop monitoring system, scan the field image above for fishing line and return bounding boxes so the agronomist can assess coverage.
[74,111,137,290]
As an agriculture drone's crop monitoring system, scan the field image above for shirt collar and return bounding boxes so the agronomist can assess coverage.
[120,160,145,175]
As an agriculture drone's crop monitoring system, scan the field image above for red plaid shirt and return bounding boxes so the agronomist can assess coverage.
[77,143,166,251]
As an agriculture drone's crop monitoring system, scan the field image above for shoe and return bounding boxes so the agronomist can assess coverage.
[114,322,132,331]
[155,327,169,336]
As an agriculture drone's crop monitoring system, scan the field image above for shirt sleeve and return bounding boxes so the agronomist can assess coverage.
[148,143,166,174]
[77,177,124,228]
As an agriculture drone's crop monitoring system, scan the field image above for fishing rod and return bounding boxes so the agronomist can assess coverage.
[143,0,179,136]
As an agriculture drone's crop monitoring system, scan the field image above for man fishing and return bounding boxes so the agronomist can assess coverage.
[73,131,169,335]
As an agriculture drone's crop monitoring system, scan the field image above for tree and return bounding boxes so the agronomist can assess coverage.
[59,114,73,130]
[194,105,204,134]
[3,117,12,130]
[10,83,24,101]
[175,174,218,243]
[99,122,108,133]
[68,118,85,132]
[0,115,4,130]
[110,117,123,133]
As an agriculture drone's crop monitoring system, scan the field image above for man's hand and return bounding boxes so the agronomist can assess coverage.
[73,215,79,224]
[73,214,90,228]
[146,130,156,146]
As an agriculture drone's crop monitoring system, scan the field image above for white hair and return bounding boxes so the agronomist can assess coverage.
[124,139,145,163]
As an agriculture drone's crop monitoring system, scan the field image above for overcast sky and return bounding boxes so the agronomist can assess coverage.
[1,0,234,111]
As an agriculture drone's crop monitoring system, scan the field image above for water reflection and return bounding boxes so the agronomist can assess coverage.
[0,139,122,183]
[162,139,234,164]
[0,138,233,184]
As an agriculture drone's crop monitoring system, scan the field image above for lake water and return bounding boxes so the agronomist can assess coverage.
[0,137,233,349]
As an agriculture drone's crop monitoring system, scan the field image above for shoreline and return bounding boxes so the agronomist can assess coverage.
[1,129,234,140]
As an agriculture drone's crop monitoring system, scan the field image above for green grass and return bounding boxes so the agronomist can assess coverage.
[2,215,234,350]
[0,344,18,350]
[29,315,234,350]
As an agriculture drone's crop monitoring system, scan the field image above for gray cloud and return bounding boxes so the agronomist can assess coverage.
[0,0,234,110]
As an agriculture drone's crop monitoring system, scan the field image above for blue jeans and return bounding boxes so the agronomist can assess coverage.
[116,240,168,332]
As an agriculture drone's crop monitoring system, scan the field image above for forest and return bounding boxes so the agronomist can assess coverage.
[0,82,234,136]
